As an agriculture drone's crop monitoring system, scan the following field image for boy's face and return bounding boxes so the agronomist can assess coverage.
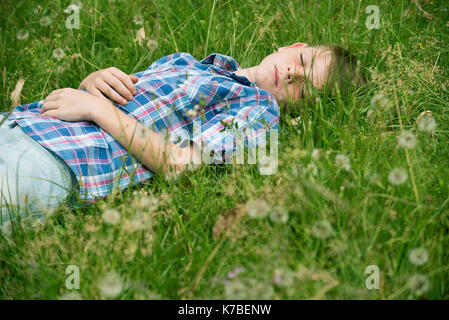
[254,43,333,105]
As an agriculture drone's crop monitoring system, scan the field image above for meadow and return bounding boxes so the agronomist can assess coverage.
[0,0,448,299]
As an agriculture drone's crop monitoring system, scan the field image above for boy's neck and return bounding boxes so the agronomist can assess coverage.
[234,66,257,84]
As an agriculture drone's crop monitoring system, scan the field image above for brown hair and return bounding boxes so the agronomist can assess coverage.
[319,44,367,97]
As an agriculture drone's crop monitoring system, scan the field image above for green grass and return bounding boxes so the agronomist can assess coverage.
[1,0,449,299]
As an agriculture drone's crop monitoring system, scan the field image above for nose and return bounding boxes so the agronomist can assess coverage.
[286,65,304,83]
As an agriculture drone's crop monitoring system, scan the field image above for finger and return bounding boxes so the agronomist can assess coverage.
[45,89,64,101]
[110,68,136,96]
[95,79,128,105]
[104,75,134,101]
[129,75,139,83]
[90,88,107,100]
[41,109,59,118]
[41,101,59,113]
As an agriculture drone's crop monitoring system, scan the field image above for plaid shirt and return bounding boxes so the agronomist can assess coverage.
[5,53,280,202]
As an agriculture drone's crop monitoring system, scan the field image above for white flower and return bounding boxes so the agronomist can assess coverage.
[1,221,13,237]
[193,104,200,112]
[102,209,120,225]
[39,16,52,27]
[388,168,408,186]
[245,199,270,219]
[133,14,144,25]
[147,39,158,51]
[418,116,437,132]
[311,148,322,161]
[408,274,430,295]
[397,131,417,149]
[186,109,197,117]
[370,94,389,110]
[59,291,82,300]
[16,29,29,40]
[409,248,429,266]
[310,220,334,239]
[269,206,289,224]
[98,272,123,298]
[335,154,351,171]
[52,48,65,60]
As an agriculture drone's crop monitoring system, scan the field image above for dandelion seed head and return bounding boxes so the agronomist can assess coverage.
[39,16,51,27]
[102,209,120,225]
[133,14,144,25]
[245,199,270,219]
[388,168,408,186]
[17,29,29,40]
[98,272,123,298]
[370,94,389,110]
[1,221,13,237]
[310,220,334,239]
[397,131,417,149]
[147,39,158,51]
[418,116,437,132]
[408,274,430,295]
[56,61,70,74]
[335,154,351,171]
[269,206,289,224]
[52,48,65,60]
[409,247,429,266]
[136,195,159,212]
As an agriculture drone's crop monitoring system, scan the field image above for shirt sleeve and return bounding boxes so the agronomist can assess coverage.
[189,94,280,164]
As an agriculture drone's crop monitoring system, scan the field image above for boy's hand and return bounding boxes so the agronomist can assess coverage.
[40,88,111,122]
[79,67,138,105]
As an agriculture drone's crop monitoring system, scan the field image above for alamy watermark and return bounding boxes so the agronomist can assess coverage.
[65,265,80,289]
[365,265,380,290]
[365,5,380,29]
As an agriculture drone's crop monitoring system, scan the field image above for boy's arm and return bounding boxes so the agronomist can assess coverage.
[40,88,194,175]
[79,67,138,106]
[91,100,194,175]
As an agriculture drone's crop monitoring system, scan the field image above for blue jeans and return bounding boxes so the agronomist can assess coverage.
[0,115,77,223]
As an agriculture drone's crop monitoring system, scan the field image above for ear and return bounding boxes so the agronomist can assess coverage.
[278,42,308,52]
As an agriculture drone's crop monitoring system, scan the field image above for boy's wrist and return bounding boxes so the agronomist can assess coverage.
[89,99,114,123]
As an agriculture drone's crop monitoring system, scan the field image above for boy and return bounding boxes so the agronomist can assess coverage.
[0,42,364,222]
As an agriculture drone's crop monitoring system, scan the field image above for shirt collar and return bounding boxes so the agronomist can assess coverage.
[200,53,257,87]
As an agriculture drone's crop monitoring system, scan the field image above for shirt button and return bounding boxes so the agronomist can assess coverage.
[210,69,215,74]
[171,66,176,70]
[212,80,219,85]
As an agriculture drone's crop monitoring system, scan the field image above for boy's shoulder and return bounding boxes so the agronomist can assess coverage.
[147,52,240,72]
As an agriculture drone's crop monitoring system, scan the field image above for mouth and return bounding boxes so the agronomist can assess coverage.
[274,65,278,87]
